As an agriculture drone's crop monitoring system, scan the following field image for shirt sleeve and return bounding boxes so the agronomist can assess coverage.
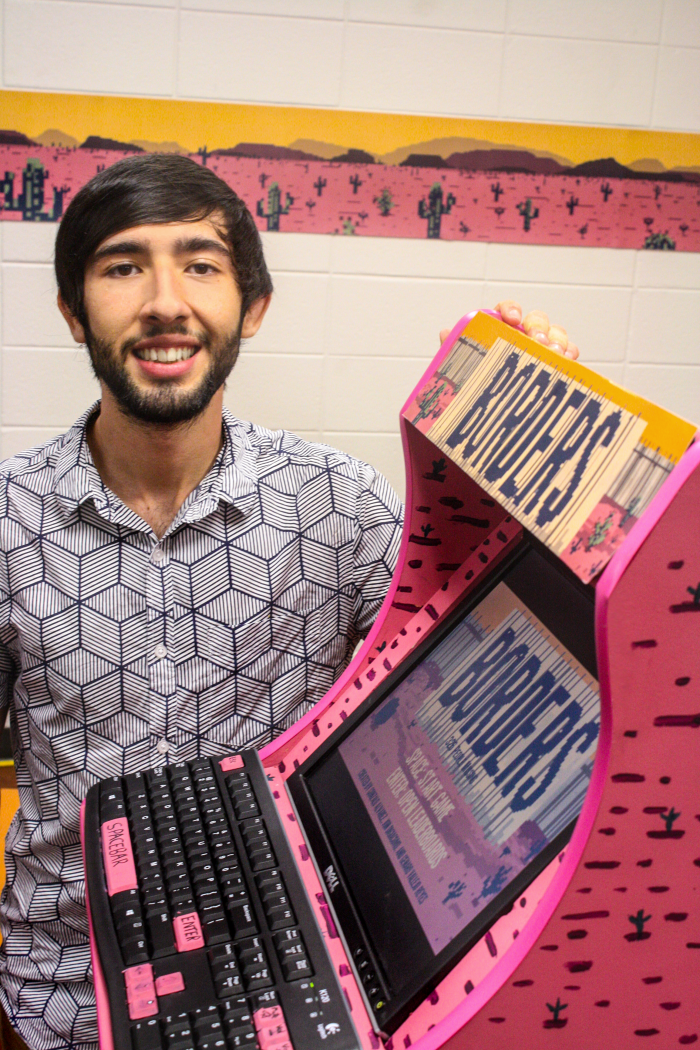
[0,537,13,719]
[351,463,404,638]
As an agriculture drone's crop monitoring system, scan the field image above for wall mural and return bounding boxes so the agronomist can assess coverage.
[2,90,700,250]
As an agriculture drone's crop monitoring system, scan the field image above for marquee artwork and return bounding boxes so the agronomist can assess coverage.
[2,89,700,250]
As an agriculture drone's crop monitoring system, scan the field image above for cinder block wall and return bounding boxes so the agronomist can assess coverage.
[1,0,699,496]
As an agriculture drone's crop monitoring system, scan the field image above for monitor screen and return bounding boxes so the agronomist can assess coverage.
[288,542,599,1035]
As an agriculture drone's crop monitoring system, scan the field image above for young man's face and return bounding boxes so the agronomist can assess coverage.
[59,216,268,425]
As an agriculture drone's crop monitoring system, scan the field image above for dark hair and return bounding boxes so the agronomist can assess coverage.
[55,153,272,327]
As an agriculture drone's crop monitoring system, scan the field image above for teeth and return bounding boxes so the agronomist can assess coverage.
[139,346,196,363]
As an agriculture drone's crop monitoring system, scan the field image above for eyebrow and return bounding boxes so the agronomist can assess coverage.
[91,236,233,263]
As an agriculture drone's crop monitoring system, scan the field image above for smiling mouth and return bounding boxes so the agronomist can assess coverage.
[133,346,199,363]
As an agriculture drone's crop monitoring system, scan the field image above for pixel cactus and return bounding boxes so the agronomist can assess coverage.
[256,183,294,231]
[418,183,456,239]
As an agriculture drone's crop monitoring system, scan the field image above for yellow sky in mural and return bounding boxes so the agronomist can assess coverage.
[3,90,699,169]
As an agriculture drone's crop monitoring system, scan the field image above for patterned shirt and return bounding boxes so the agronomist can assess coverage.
[0,405,403,1049]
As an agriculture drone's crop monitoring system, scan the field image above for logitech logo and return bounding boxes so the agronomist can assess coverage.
[323,864,339,894]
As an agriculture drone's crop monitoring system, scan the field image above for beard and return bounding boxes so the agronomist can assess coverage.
[85,321,242,425]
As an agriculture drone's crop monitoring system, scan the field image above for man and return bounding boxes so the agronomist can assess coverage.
[0,154,577,1049]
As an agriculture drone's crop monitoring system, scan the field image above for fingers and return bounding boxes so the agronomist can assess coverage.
[522,310,577,359]
[440,303,581,360]
[495,300,522,326]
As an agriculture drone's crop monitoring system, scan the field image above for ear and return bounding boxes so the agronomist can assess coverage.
[240,295,271,339]
[57,294,87,344]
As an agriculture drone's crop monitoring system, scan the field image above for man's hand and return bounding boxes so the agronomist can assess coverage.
[439,301,580,361]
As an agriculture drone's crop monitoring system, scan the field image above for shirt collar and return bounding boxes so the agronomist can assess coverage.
[53,402,259,526]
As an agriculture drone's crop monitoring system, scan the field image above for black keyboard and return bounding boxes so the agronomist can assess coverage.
[83,753,359,1050]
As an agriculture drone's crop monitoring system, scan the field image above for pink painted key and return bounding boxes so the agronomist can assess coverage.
[124,964,158,1020]
[253,1006,284,1030]
[100,817,138,896]
[154,972,185,996]
[219,755,245,771]
[253,1006,292,1049]
[173,911,205,951]
[257,1027,292,1049]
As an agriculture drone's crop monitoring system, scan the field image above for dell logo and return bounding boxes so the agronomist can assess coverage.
[323,864,339,894]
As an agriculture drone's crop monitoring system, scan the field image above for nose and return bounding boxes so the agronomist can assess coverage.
[139,262,191,326]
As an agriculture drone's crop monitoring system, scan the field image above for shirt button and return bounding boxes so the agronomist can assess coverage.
[156,739,170,755]
[151,547,165,563]
[154,643,167,660]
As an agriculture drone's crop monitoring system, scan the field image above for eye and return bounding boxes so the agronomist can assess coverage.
[107,262,139,277]
[188,261,218,275]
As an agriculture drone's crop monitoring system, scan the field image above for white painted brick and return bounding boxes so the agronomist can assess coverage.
[2,348,99,427]
[653,46,700,131]
[507,0,663,43]
[1,427,67,461]
[500,37,656,125]
[4,0,177,94]
[662,0,700,47]
[39,0,175,6]
[486,244,636,286]
[340,23,503,116]
[182,0,343,15]
[260,233,332,274]
[1,222,58,264]
[628,288,700,364]
[327,275,484,359]
[635,250,700,289]
[2,264,74,347]
[323,356,431,432]
[625,365,700,423]
[252,272,328,355]
[323,432,406,498]
[345,0,507,32]
[224,353,323,432]
[177,11,343,106]
[330,236,488,279]
[482,281,632,361]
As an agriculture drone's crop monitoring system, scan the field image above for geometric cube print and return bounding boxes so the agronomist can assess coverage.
[0,406,403,1049]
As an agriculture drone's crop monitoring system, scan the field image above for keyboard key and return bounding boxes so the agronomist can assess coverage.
[248,849,276,874]
[204,916,233,946]
[101,816,138,896]
[257,1023,291,1050]
[244,966,273,991]
[272,927,301,949]
[228,902,258,939]
[122,935,150,966]
[239,946,267,972]
[131,1018,162,1050]
[146,909,176,957]
[154,971,185,996]
[250,989,278,1011]
[281,955,313,981]
[252,1004,284,1032]
[173,911,205,952]
[221,1001,251,1030]
[227,1027,257,1047]
[214,972,243,996]
[265,905,295,931]
[261,893,289,914]
[209,942,237,964]
[276,941,306,963]
[233,799,260,820]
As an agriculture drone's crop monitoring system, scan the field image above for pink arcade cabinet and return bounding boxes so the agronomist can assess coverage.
[84,312,700,1050]
[257,312,700,1048]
